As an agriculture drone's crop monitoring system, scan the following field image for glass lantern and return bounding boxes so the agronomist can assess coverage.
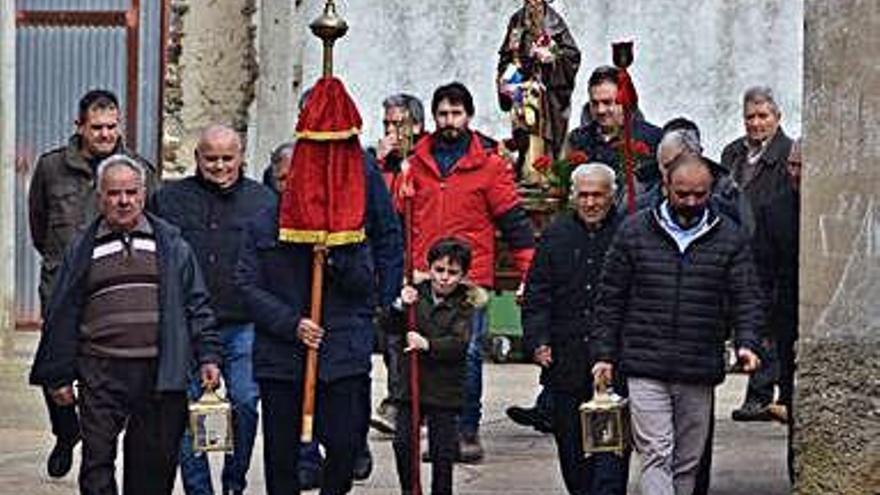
[188,388,234,454]
[579,381,630,457]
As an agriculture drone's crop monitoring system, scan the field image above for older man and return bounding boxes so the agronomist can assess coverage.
[149,125,275,495]
[721,86,793,237]
[522,163,627,494]
[30,155,221,495]
[28,89,159,478]
[592,155,762,495]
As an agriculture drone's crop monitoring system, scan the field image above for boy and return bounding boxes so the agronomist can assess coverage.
[391,237,483,495]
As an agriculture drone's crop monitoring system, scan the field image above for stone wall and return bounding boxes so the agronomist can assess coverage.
[797,1,880,493]
[162,0,258,177]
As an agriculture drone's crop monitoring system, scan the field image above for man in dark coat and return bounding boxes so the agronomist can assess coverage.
[149,125,275,495]
[592,155,762,494]
[30,155,221,495]
[27,88,159,478]
[522,162,628,494]
[722,86,794,421]
[236,153,402,494]
[754,138,801,481]
[566,66,663,204]
[497,0,581,177]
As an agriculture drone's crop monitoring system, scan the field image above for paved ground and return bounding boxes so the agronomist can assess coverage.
[0,332,791,494]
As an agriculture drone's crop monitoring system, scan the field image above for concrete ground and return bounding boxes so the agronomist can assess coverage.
[0,332,791,494]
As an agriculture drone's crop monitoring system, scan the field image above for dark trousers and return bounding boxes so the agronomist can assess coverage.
[393,404,458,495]
[42,387,80,443]
[550,391,628,495]
[259,374,368,495]
[744,338,780,406]
[77,356,187,495]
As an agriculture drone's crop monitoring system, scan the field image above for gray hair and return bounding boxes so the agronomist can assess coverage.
[657,129,703,165]
[382,93,425,127]
[570,162,618,196]
[96,154,146,189]
[270,141,296,169]
[743,86,781,116]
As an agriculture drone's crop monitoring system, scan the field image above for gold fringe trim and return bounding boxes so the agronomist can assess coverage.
[278,228,366,246]
[295,127,361,141]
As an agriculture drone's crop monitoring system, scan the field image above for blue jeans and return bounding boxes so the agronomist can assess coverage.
[180,323,260,494]
[460,308,487,435]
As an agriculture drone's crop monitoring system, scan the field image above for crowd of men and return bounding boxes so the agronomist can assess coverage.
[26,1,800,494]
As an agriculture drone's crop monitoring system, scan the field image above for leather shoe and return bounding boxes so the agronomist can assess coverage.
[458,432,484,464]
[506,405,553,434]
[352,448,373,480]
[731,402,773,422]
[47,435,79,478]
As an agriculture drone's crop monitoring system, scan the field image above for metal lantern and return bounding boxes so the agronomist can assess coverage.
[188,388,234,453]
[579,380,630,457]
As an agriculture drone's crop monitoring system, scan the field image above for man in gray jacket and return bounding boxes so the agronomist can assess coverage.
[30,155,220,495]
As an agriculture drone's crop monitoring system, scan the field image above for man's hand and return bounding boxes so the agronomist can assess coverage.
[515,281,526,306]
[297,318,325,350]
[50,385,75,406]
[737,347,761,373]
[200,363,221,390]
[404,331,429,353]
[592,361,614,386]
[400,285,419,305]
[533,345,552,368]
[377,133,399,161]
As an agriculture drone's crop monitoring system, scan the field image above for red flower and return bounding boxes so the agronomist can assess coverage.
[632,140,651,156]
[533,155,553,174]
[566,150,589,165]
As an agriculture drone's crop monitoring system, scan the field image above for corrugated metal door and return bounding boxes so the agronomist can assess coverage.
[14,0,166,326]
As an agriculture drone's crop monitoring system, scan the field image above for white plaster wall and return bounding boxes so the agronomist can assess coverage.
[294,0,803,160]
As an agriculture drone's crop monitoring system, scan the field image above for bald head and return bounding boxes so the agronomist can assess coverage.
[195,124,244,189]
[667,155,713,227]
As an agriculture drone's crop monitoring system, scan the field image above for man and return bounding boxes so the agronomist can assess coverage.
[149,125,275,495]
[722,86,794,420]
[567,66,663,199]
[497,0,580,176]
[400,81,535,462]
[27,89,158,478]
[754,138,801,482]
[721,85,793,236]
[29,155,221,495]
[237,151,401,494]
[522,163,627,494]
[369,93,426,433]
[592,155,762,495]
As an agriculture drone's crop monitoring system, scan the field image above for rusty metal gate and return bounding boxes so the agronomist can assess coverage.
[14,0,167,326]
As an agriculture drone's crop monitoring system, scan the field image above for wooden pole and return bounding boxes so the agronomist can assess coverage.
[404,196,423,494]
[300,245,326,443]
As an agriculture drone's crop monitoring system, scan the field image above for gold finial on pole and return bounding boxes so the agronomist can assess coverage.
[309,0,349,77]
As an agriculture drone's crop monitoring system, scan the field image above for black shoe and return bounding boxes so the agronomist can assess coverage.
[222,490,243,495]
[47,435,79,478]
[731,402,773,422]
[352,448,373,481]
[299,466,321,490]
[458,432,484,464]
[506,405,553,434]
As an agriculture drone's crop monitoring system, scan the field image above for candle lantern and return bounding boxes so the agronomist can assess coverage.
[188,388,234,453]
[579,380,630,457]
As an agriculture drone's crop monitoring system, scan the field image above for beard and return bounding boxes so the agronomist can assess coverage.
[437,126,465,143]
[673,204,707,227]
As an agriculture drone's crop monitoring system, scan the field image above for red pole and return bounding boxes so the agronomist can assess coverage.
[404,196,423,494]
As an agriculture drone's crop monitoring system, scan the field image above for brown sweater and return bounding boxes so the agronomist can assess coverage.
[79,218,160,358]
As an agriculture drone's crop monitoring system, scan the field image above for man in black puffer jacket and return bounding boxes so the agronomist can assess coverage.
[592,154,762,495]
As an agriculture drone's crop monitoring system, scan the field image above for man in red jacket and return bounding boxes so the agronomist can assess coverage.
[398,82,535,462]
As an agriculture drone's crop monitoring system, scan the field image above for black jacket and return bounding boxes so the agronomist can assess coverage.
[29,213,221,391]
[522,210,621,395]
[721,128,793,234]
[391,281,474,409]
[148,175,276,323]
[593,205,763,385]
[753,186,799,341]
